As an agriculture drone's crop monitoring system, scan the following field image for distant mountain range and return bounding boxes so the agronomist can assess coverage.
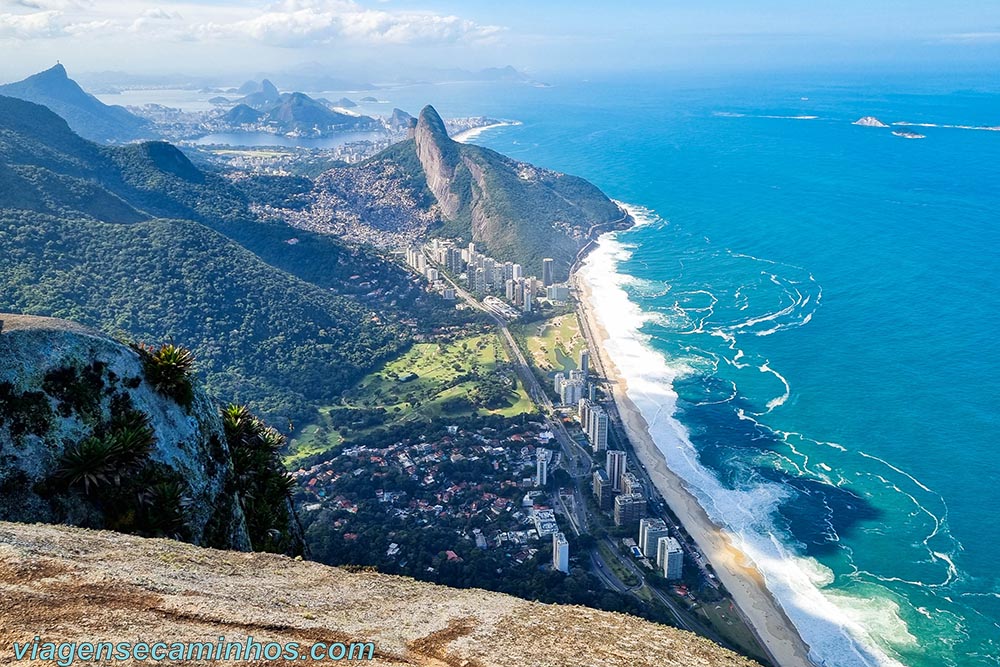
[223,79,378,133]
[0,64,152,143]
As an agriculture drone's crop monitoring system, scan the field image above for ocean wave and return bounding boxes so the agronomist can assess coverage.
[891,121,1000,133]
[581,203,913,667]
[712,112,820,120]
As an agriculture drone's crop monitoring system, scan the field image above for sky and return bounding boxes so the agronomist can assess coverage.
[0,0,998,82]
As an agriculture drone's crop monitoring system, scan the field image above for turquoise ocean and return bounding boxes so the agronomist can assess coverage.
[374,73,1000,667]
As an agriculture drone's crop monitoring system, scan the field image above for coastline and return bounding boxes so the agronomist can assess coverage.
[452,121,521,143]
[571,233,815,667]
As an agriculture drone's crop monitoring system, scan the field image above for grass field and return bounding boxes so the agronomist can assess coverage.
[285,332,535,466]
[513,314,589,381]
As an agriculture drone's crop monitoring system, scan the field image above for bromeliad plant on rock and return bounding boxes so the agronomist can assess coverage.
[134,342,196,408]
[222,403,301,555]
[50,401,193,540]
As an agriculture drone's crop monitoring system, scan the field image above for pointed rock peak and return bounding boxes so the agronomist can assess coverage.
[261,79,279,96]
[417,105,450,141]
[42,63,69,79]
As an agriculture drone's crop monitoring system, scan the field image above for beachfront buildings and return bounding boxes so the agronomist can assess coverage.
[578,394,608,452]
[592,469,613,510]
[657,536,684,580]
[586,406,609,452]
[620,472,643,496]
[606,450,626,491]
[546,285,569,302]
[614,493,647,527]
[555,370,588,406]
[553,532,569,573]
[639,518,671,558]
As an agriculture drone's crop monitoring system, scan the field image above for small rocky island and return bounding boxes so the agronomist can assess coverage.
[892,130,926,139]
[853,116,890,128]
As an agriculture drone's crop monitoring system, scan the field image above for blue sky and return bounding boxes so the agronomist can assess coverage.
[0,0,997,80]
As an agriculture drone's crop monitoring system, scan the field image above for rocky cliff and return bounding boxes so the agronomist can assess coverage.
[0,314,283,551]
[381,105,629,280]
[0,521,760,667]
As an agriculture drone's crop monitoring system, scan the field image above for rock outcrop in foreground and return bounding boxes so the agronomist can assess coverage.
[0,522,759,667]
[0,314,249,549]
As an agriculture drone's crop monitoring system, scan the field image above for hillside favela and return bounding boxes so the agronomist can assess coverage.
[1,2,998,667]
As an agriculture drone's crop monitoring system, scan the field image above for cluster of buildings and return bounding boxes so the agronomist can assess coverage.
[404,247,456,300]
[551,350,610,454]
[293,421,580,571]
[592,449,684,580]
[407,240,572,315]
[593,449,650,527]
[639,518,684,581]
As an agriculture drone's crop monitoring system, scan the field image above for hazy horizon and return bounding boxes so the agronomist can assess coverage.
[1,0,999,84]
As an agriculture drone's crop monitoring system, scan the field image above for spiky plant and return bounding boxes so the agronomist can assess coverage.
[139,479,191,538]
[137,343,196,407]
[221,403,301,554]
[54,410,156,493]
[54,436,118,494]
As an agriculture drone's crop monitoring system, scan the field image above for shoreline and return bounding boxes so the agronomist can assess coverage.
[452,121,521,143]
[571,232,815,667]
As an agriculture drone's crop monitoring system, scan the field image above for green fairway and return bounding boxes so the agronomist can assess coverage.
[285,333,535,466]
[514,314,589,379]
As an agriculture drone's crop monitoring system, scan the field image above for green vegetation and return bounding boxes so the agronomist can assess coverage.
[222,404,302,555]
[597,540,641,588]
[54,408,154,494]
[43,386,196,541]
[0,211,406,426]
[513,313,588,378]
[136,343,196,408]
[286,333,535,466]
[0,95,468,426]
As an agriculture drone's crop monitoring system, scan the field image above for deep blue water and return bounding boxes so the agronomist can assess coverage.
[373,74,1000,667]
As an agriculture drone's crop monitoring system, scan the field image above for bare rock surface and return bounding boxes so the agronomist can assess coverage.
[0,522,760,667]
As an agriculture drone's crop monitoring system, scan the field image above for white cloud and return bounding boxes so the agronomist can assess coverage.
[196,0,504,47]
[0,0,503,49]
[0,9,63,38]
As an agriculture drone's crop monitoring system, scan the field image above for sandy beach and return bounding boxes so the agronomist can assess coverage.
[452,121,520,143]
[572,264,816,667]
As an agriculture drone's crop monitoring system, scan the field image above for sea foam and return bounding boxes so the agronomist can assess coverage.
[580,203,913,667]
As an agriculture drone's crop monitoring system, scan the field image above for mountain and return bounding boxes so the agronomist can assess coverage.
[388,107,417,132]
[235,78,282,107]
[0,64,152,143]
[0,95,452,426]
[222,103,263,125]
[0,522,760,667]
[0,314,300,553]
[231,84,376,133]
[366,105,628,279]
